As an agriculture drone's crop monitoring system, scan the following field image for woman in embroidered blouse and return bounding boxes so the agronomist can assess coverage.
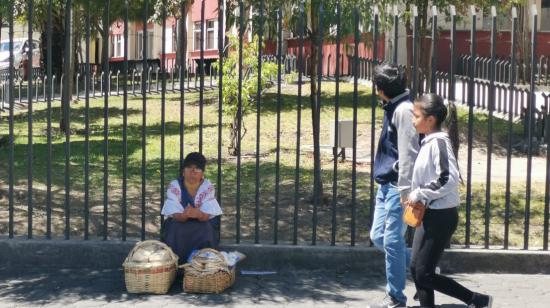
[161,152,222,264]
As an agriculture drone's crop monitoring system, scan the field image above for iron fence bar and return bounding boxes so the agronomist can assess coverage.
[525,5,538,250]
[180,3,186,168]
[465,5,477,247]
[217,0,223,210]
[235,1,244,244]
[411,6,419,99]
[484,6,497,249]
[27,0,34,239]
[430,6,437,93]
[544,94,550,251]
[160,0,167,228]
[331,2,341,247]
[274,7,282,245]
[255,0,264,244]
[84,0,90,240]
[46,0,53,239]
[63,0,72,240]
[141,0,149,241]
[103,0,110,240]
[313,3,324,246]
[392,6,398,65]
[369,7,379,246]
[351,5,360,247]
[293,2,305,246]
[122,0,129,241]
[199,0,205,153]
[8,0,15,238]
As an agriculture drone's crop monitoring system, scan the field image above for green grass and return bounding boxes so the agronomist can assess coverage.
[0,81,547,248]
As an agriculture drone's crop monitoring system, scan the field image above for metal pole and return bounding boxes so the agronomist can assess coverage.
[430,6,438,93]
[465,5,477,247]
[255,0,264,244]
[199,0,205,152]
[369,6,379,246]
[331,1,342,246]
[524,4,538,250]
[160,0,167,229]
[8,0,15,238]
[27,0,34,239]
[122,0,129,240]
[293,1,305,245]
[449,6,456,101]
[392,5,398,65]
[484,6,497,249]
[62,0,71,240]
[274,8,282,244]
[46,0,53,239]
[411,5,419,99]
[141,0,149,240]
[84,0,90,240]
[235,1,244,244]
[351,5,359,247]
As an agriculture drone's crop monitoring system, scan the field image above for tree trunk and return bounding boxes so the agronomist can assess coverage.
[517,5,531,84]
[309,2,323,205]
[228,117,238,156]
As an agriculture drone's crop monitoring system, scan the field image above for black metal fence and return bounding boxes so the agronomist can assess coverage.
[0,1,549,251]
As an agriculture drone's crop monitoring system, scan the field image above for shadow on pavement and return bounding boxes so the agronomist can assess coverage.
[0,267,390,306]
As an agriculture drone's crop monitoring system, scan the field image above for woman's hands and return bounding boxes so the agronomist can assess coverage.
[173,204,210,222]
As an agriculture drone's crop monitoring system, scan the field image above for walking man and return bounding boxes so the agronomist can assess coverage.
[368,64,420,308]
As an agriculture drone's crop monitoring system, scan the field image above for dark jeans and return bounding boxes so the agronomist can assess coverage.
[410,207,474,307]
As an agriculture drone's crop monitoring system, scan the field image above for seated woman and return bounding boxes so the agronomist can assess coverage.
[161,152,222,264]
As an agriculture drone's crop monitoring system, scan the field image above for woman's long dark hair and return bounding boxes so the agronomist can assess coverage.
[416,93,459,159]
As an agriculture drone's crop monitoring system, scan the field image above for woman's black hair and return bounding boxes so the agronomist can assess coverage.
[180,152,207,174]
[416,93,460,159]
[373,63,407,99]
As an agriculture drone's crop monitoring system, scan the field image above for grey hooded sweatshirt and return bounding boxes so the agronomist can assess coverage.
[408,131,460,209]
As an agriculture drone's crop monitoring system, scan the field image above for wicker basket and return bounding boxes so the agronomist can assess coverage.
[182,248,236,294]
[123,240,178,294]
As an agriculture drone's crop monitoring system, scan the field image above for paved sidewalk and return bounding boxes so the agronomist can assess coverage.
[1,267,549,308]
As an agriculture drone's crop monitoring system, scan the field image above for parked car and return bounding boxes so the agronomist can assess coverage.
[0,38,41,80]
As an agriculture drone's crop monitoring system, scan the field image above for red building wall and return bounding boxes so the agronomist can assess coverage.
[265,35,385,76]
[191,0,218,22]
[435,30,550,72]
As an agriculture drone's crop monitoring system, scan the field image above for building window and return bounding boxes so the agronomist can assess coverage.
[194,21,201,51]
[542,0,550,31]
[136,30,154,59]
[137,31,144,59]
[206,20,216,50]
[165,27,173,53]
[112,34,124,58]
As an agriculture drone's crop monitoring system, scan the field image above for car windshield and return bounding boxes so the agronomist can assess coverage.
[0,42,23,52]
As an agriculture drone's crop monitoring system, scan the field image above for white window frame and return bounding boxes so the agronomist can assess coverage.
[113,34,124,58]
[206,20,217,50]
[165,27,173,53]
[147,30,154,58]
[193,21,201,51]
[137,31,144,59]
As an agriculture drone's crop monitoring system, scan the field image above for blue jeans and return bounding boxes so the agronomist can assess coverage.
[370,183,411,303]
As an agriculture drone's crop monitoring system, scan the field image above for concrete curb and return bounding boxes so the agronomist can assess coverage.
[1,239,549,274]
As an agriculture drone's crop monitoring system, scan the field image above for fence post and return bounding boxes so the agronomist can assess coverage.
[484,6,497,249]
[465,5,477,248]
[430,6,438,92]
[392,5,398,65]
[524,4,538,250]
[411,5,419,99]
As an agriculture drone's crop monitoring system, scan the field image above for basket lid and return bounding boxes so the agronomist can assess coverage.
[125,240,177,264]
